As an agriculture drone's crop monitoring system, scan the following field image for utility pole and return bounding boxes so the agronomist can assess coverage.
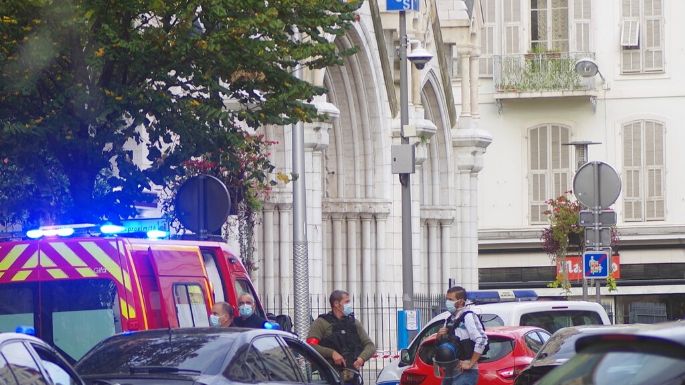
[292,28,310,339]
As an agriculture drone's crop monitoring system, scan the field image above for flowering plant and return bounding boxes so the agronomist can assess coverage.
[540,192,583,292]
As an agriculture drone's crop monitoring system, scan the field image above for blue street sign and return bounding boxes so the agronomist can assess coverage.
[387,0,419,11]
[583,251,609,279]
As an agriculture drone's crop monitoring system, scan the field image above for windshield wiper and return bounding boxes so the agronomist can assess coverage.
[128,366,201,375]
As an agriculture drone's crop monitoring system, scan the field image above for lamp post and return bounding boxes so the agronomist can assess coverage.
[397,9,432,313]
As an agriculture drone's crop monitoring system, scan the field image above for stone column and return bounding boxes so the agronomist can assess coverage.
[427,219,440,295]
[459,48,471,127]
[263,205,275,297]
[440,219,453,290]
[346,214,359,294]
[375,214,388,294]
[278,203,291,311]
[331,213,345,289]
[361,214,373,299]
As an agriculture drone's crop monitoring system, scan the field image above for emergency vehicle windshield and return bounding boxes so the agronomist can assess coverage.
[0,278,122,362]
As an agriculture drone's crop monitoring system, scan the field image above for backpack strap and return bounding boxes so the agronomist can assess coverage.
[456,310,486,329]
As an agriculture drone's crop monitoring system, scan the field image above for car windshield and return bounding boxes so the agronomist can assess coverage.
[535,328,584,363]
[0,279,122,362]
[537,348,685,385]
[520,311,602,333]
[76,332,238,376]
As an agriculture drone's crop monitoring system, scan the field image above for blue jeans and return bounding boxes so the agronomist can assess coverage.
[441,368,479,385]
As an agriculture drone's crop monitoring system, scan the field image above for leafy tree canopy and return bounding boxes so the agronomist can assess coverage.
[0,0,360,226]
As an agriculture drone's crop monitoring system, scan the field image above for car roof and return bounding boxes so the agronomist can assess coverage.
[0,332,46,345]
[576,320,685,352]
[418,325,545,345]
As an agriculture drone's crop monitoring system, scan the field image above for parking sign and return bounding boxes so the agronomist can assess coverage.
[387,0,419,11]
[583,251,609,279]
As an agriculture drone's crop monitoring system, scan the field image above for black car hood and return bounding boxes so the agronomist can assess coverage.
[83,374,198,385]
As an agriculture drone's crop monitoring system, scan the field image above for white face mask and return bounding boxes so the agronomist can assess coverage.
[343,303,353,316]
[239,304,254,318]
[445,300,457,314]
[209,314,221,327]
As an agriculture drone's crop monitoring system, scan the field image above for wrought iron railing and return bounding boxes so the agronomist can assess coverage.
[494,52,596,93]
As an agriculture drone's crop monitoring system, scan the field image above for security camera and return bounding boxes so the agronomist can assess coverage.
[408,47,433,70]
[574,58,599,78]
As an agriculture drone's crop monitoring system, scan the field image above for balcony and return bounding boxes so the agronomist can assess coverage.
[493,52,598,101]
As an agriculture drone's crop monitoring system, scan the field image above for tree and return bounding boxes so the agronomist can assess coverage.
[0,0,361,227]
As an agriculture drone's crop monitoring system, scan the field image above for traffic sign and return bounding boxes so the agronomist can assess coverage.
[584,227,612,247]
[583,251,609,279]
[573,161,621,209]
[579,210,617,227]
[387,0,419,11]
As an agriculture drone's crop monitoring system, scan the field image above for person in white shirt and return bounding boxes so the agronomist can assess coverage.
[437,286,488,385]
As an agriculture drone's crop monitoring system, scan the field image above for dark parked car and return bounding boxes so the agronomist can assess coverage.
[0,332,85,385]
[514,324,640,385]
[535,321,685,385]
[76,327,353,385]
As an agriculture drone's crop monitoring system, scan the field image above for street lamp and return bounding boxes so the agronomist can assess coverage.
[397,9,432,314]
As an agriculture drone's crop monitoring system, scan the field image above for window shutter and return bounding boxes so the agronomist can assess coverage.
[623,122,643,221]
[529,126,547,224]
[643,0,664,71]
[621,0,642,73]
[480,0,496,77]
[645,121,665,220]
[503,0,521,54]
[573,0,591,52]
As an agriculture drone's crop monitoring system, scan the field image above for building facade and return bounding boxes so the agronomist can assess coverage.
[247,0,491,308]
[476,0,685,322]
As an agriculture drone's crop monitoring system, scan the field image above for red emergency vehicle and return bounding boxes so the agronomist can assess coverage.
[0,227,266,362]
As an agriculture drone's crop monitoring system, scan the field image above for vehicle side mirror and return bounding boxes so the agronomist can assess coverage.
[400,349,411,365]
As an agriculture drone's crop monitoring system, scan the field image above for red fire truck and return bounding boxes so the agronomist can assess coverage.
[0,222,266,362]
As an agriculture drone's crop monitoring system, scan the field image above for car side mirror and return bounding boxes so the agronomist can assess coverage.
[400,349,411,365]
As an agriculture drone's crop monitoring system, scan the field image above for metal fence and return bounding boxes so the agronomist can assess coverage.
[494,51,595,93]
[263,293,445,385]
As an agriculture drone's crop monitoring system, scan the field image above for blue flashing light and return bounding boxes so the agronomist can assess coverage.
[146,230,168,239]
[100,224,126,234]
[56,227,75,237]
[26,229,43,239]
[15,326,35,336]
[263,321,281,330]
[466,290,538,305]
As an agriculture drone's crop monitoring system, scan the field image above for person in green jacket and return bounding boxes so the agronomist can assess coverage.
[307,290,376,373]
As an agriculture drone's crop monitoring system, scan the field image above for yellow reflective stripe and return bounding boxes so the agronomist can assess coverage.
[40,254,57,268]
[47,269,67,279]
[80,242,132,291]
[76,267,97,277]
[0,272,4,279]
[122,241,148,328]
[11,270,31,281]
[50,242,88,267]
[0,244,29,270]
[22,252,38,268]
[119,299,136,319]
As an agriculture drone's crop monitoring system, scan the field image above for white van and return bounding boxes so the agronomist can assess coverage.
[375,299,611,385]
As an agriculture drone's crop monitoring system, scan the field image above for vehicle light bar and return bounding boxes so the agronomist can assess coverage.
[467,290,538,304]
[146,230,168,239]
[100,224,126,234]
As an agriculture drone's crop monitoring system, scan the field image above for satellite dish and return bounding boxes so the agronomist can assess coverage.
[574,58,599,78]
[176,175,231,238]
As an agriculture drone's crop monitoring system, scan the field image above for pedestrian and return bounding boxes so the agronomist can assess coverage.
[232,293,267,328]
[307,290,375,379]
[436,286,488,385]
[210,301,234,327]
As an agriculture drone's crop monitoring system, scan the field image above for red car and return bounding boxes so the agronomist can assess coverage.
[399,326,550,385]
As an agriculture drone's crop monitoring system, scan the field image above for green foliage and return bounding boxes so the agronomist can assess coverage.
[0,0,361,226]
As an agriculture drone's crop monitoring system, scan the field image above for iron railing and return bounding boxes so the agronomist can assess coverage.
[494,52,596,93]
[263,293,446,385]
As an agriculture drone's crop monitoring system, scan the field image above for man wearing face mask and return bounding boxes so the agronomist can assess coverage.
[210,301,234,327]
[307,290,375,376]
[232,293,267,328]
[436,286,488,385]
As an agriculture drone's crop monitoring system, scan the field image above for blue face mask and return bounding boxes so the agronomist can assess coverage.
[239,304,254,318]
[445,300,457,314]
[343,303,353,316]
[209,314,221,327]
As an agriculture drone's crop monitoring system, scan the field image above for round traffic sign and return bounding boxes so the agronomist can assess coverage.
[573,161,621,209]
[176,175,231,235]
